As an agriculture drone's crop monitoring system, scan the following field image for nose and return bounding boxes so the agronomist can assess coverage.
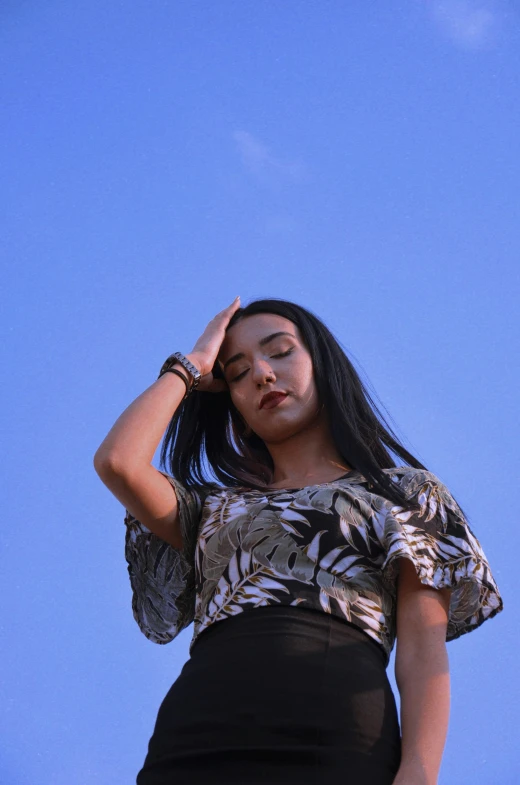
[251,359,275,385]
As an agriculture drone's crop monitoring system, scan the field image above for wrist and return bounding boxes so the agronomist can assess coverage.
[186,352,206,375]
[393,761,438,785]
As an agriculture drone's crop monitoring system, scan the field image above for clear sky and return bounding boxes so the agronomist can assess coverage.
[1,2,518,783]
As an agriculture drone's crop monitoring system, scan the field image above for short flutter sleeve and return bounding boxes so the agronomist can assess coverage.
[380,468,504,642]
[124,471,210,645]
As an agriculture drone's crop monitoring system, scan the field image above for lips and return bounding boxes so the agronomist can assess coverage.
[260,392,288,409]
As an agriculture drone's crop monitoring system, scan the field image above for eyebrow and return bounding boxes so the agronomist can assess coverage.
[222,331,296,372]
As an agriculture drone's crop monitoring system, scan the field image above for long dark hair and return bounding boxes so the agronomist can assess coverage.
[160,298,455,514]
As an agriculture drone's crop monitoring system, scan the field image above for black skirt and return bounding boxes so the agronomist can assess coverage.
[136,605,402,785]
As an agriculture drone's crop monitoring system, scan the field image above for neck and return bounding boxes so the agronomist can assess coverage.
[263,408,350,487]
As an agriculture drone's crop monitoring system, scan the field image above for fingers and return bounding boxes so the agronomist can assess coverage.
[192,297,241,376]
[221,295,240,315]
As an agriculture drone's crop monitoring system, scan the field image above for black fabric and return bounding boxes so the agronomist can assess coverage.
[136,606,402,784]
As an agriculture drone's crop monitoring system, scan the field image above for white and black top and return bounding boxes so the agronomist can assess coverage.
[123,466,503,666]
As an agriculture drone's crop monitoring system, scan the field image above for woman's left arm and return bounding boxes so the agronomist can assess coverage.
[392,558,452,785]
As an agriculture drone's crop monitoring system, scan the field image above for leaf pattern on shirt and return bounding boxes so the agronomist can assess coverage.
[124,467,504,665]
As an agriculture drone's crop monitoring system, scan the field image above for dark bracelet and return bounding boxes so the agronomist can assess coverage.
[161,368,192,399]
[159,352,201,390]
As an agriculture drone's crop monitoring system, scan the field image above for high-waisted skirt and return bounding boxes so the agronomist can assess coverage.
[136,605,402,785]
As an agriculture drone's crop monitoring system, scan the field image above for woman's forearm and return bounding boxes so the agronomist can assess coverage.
[93,352,203,471]
[394,642,450,785]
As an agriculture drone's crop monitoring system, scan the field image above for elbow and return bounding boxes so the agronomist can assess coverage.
[93,449,122,477]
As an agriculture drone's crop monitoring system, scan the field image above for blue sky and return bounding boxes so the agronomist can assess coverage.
[1,2,518,783]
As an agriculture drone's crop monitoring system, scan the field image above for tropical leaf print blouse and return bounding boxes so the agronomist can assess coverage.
[123,466,503,665]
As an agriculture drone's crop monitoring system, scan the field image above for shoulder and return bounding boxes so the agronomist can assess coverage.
[196,483,225,505]
[377,466,468,531]
[167,479,225,515]
[381,465,439,484]
[380,466,449,497]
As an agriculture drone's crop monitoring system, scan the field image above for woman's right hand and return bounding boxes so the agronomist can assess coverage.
[186,296,242,393]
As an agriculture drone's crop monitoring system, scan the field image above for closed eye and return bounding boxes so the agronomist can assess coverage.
[230,348,294,383]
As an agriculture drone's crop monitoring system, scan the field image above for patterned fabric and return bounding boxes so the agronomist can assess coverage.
[124,467,503,665]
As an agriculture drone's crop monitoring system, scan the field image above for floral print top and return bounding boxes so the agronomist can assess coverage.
[123,466,503,666]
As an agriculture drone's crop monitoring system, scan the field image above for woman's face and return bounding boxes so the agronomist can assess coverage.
[217,313,322,443]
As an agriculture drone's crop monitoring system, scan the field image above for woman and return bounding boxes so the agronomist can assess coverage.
[94,296,503,785]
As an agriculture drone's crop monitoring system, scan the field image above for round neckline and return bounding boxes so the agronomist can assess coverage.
[261,469,358,493]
